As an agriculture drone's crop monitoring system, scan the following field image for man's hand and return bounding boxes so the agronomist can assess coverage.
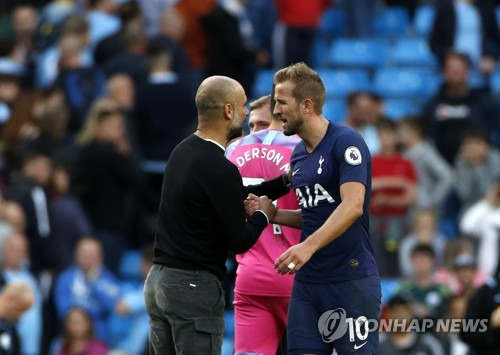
[491,306,500,328]
[244,193,260,216]
[274,242,313,275]
[258,195,276,221]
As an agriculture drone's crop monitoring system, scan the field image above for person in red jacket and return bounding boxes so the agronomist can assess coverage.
[273,0,332,68]
[370,119,418,277]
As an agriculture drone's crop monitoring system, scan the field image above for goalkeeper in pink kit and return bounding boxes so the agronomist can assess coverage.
[226,95,301,355]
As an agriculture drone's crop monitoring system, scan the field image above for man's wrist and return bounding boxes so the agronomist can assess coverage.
[255,210,269,224]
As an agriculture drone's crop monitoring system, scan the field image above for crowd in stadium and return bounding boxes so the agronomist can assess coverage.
[0,0,499,354]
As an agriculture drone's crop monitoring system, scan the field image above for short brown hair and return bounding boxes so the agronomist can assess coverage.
[249,95,271,111]
[273,63,326,115]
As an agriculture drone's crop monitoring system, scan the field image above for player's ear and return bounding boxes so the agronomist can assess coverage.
[223,102,233,120]
[302,99,313,114]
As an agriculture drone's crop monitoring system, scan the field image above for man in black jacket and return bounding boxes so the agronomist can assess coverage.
[460,268,500,354]
[429,0,500,72]
[421,51,497,164]
[143,76,287,355]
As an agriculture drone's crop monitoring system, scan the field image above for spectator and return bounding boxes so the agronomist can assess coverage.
[76,100,151,271]
[0,283,34,355]
[104,74,140,156]
[93,0,144,66]
[439,294,470,355]
[49,163,93,271]
[3,151,56,273]
[429,0,500,89]
[344,92,380,154]
[174,0,216,75]
[134,42,196,162]
[342,0,377,37]
[33,0,79,53]
[248,95,272,133]
[0,57,23,129]
[435,237,489,296]
[85,0,121,48]
[11,3,37,87]
[454,131,500,211]
[451,254,480,299]
[273,0,330,67]
[460,178,500,236]
[399,209,447,278]
[475,209,500,276]
[55,34,106,137]
[202,0,268,95]
[379,295,445,355]
[152,8,191,83]
[422,51,496,164]
[36,14,93,89]
[138,0,178,36]
[460,178,500,276]
[54,237,120,344]
[2,233,42,355]
[398,245,452,321]
[460,269,500,354]
[398,117,453,210]
[371,119,417,277]
[101,26,148,86]
[56,307,107,355]
[111,246,152,354]
[0,200,26,262]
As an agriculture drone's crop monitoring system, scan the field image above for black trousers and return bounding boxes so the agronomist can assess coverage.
[144,264,226,354]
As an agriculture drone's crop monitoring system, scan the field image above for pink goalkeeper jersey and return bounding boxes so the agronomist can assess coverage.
[226,129,302,296]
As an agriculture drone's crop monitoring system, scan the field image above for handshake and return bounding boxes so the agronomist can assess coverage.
[245,193,276,222]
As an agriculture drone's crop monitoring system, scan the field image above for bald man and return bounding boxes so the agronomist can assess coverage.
[0,282,34,355]
[144,76,292,354]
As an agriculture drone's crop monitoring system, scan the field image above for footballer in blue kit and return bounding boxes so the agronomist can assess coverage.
[247,63,381,354]
[287,122,380,355]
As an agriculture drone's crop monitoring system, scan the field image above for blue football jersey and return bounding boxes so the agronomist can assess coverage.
[290,122,378,283]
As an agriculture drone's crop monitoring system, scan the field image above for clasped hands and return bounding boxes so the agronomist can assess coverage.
[244,193,313,275]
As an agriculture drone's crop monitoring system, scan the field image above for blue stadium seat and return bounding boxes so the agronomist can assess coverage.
[383,99,420,121]
[323,99,346,123]
[317,69,371,98]
[374,69,441,98]
[329,39,390,68]
[373,6,410,38]
[253,69,274,98]
[311,39,330,69]
[317,6,346,39]
[389,39,437,68]
[222,338,234,355]
[224,310,235,337]
[414,4,436,37]
[119,250,142,280]
[491,71,500,94]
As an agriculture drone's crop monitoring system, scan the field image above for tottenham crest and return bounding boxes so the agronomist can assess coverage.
[344,146,362,165]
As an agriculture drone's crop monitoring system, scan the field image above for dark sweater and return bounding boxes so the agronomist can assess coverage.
[153,134,289,279]
[460,276,500,355]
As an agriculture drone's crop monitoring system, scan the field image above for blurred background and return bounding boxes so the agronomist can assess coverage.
[0,0,499,354]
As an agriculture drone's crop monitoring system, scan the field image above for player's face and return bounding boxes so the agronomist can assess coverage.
[248,104,271,133]
[273,81,304,136]
[227,87,249,141]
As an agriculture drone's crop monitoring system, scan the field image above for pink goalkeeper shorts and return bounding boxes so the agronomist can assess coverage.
[233,292,290,355]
